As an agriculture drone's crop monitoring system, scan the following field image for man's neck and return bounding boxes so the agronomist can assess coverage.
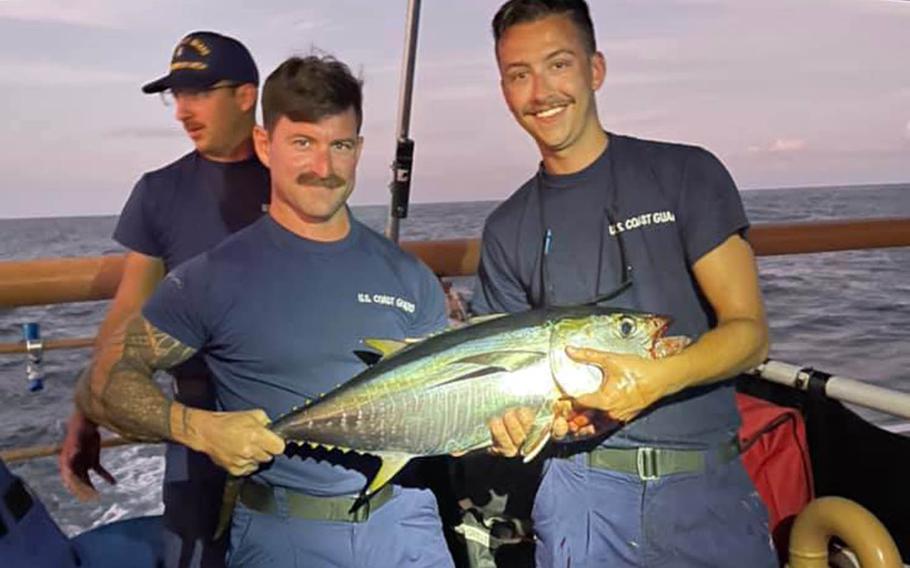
[541,127,609,176]
[269,201,351,243]
[201,136,255,163]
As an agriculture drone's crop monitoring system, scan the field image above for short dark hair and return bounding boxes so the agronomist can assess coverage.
[262,55,363,134]
[492,0,596,55]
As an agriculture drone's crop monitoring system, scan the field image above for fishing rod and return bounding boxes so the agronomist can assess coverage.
[384,0,421,243]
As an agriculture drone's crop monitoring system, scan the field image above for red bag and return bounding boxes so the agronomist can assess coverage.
[736,393,814,563]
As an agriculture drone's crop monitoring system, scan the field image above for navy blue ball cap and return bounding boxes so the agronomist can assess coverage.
[142,31,258,94]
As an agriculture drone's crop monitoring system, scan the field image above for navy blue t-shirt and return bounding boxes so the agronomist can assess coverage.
[472,134,749,448]
[113,150,269,483]
[114,151,270,272]
[143,215,448,495]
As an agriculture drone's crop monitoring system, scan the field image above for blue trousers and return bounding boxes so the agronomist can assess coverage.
[227,486,454,568]
[160,469,228,568]
[162,375,228,568]
[533,454,778,567]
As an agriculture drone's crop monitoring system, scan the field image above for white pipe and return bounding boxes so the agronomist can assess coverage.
[753,360,910,421]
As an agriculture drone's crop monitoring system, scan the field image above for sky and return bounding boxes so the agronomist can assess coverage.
[0,0,908,218]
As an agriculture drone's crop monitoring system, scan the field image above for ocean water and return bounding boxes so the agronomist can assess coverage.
[1,184,909,535]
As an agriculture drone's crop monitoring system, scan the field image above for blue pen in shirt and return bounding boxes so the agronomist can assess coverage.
[543,228,553,255]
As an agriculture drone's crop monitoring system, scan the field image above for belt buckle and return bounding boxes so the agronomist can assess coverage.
[350,498,370,523]
[636,447,659,481]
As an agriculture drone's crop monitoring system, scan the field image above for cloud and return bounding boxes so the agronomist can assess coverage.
[0,0,123,28]
[0,59,140,86]
[260,8,341,36]
[420,53,494,73]
[423,83,496,103]
[748,138,808,154]
[107,127,183,139]
[905,119,910,139]
[604,109,671,128]
[770,138,808,152]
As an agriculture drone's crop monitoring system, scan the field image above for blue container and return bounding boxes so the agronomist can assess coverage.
[22,322,40,342]
[22,323,44,392]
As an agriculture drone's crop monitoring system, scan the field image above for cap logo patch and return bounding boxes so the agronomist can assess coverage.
[170,36,212,71]
[182,37,211,56]
[171,61,208,71]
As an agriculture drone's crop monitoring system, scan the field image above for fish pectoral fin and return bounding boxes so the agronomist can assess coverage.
[362,338,409,358]
[363,452,413,499]
[519,416,553,463]
[431,366,505,389]
[466,313,508,326]
[453,350,546,372]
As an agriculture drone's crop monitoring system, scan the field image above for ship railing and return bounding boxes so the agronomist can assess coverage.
[1,216,909,463]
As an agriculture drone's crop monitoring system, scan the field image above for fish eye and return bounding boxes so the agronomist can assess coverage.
[619,317,636,337]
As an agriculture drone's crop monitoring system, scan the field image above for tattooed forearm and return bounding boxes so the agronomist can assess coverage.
[82,315,196,442]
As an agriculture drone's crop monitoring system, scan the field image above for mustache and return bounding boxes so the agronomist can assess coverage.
[295,172,347,189]
[523,96,574,116]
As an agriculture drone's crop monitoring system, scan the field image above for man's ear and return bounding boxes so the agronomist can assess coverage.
[591,51,606,91]
[236,84,258,113]
[253,125,270,169]
[355,135,364,162]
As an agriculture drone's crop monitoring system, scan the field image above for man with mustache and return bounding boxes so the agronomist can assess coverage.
[76,54,453,567]
[60,31,269,567]
[473,1,778,566]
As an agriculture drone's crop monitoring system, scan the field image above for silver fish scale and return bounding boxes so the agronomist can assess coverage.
[275,324,555,454]
[271,309,667,459]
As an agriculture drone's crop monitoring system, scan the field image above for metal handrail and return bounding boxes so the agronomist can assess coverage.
[2,217,909,308]
[0,337,94,355]
[1,217,908,355]
[1,217,908,460]
[0,436,134,464]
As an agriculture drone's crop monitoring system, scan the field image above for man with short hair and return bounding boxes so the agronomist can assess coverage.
[476,1,779,566]
[76,54,454,568]
[60,31,269,568]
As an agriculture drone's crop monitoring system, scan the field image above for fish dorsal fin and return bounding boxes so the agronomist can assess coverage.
[363,338,409,358]
[452,350,545,372]
[466,313,508,326]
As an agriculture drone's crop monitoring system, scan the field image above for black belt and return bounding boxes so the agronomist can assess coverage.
[560,438,740,480]
[239,480,394,523]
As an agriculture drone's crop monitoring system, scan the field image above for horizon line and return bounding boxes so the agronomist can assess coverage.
[1,181,907,222]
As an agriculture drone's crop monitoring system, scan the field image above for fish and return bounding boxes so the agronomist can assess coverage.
[270,305,689,503]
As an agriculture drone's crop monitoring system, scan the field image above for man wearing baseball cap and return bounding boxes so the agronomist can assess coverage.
[142,31,258,95]
[60,31,270,568]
